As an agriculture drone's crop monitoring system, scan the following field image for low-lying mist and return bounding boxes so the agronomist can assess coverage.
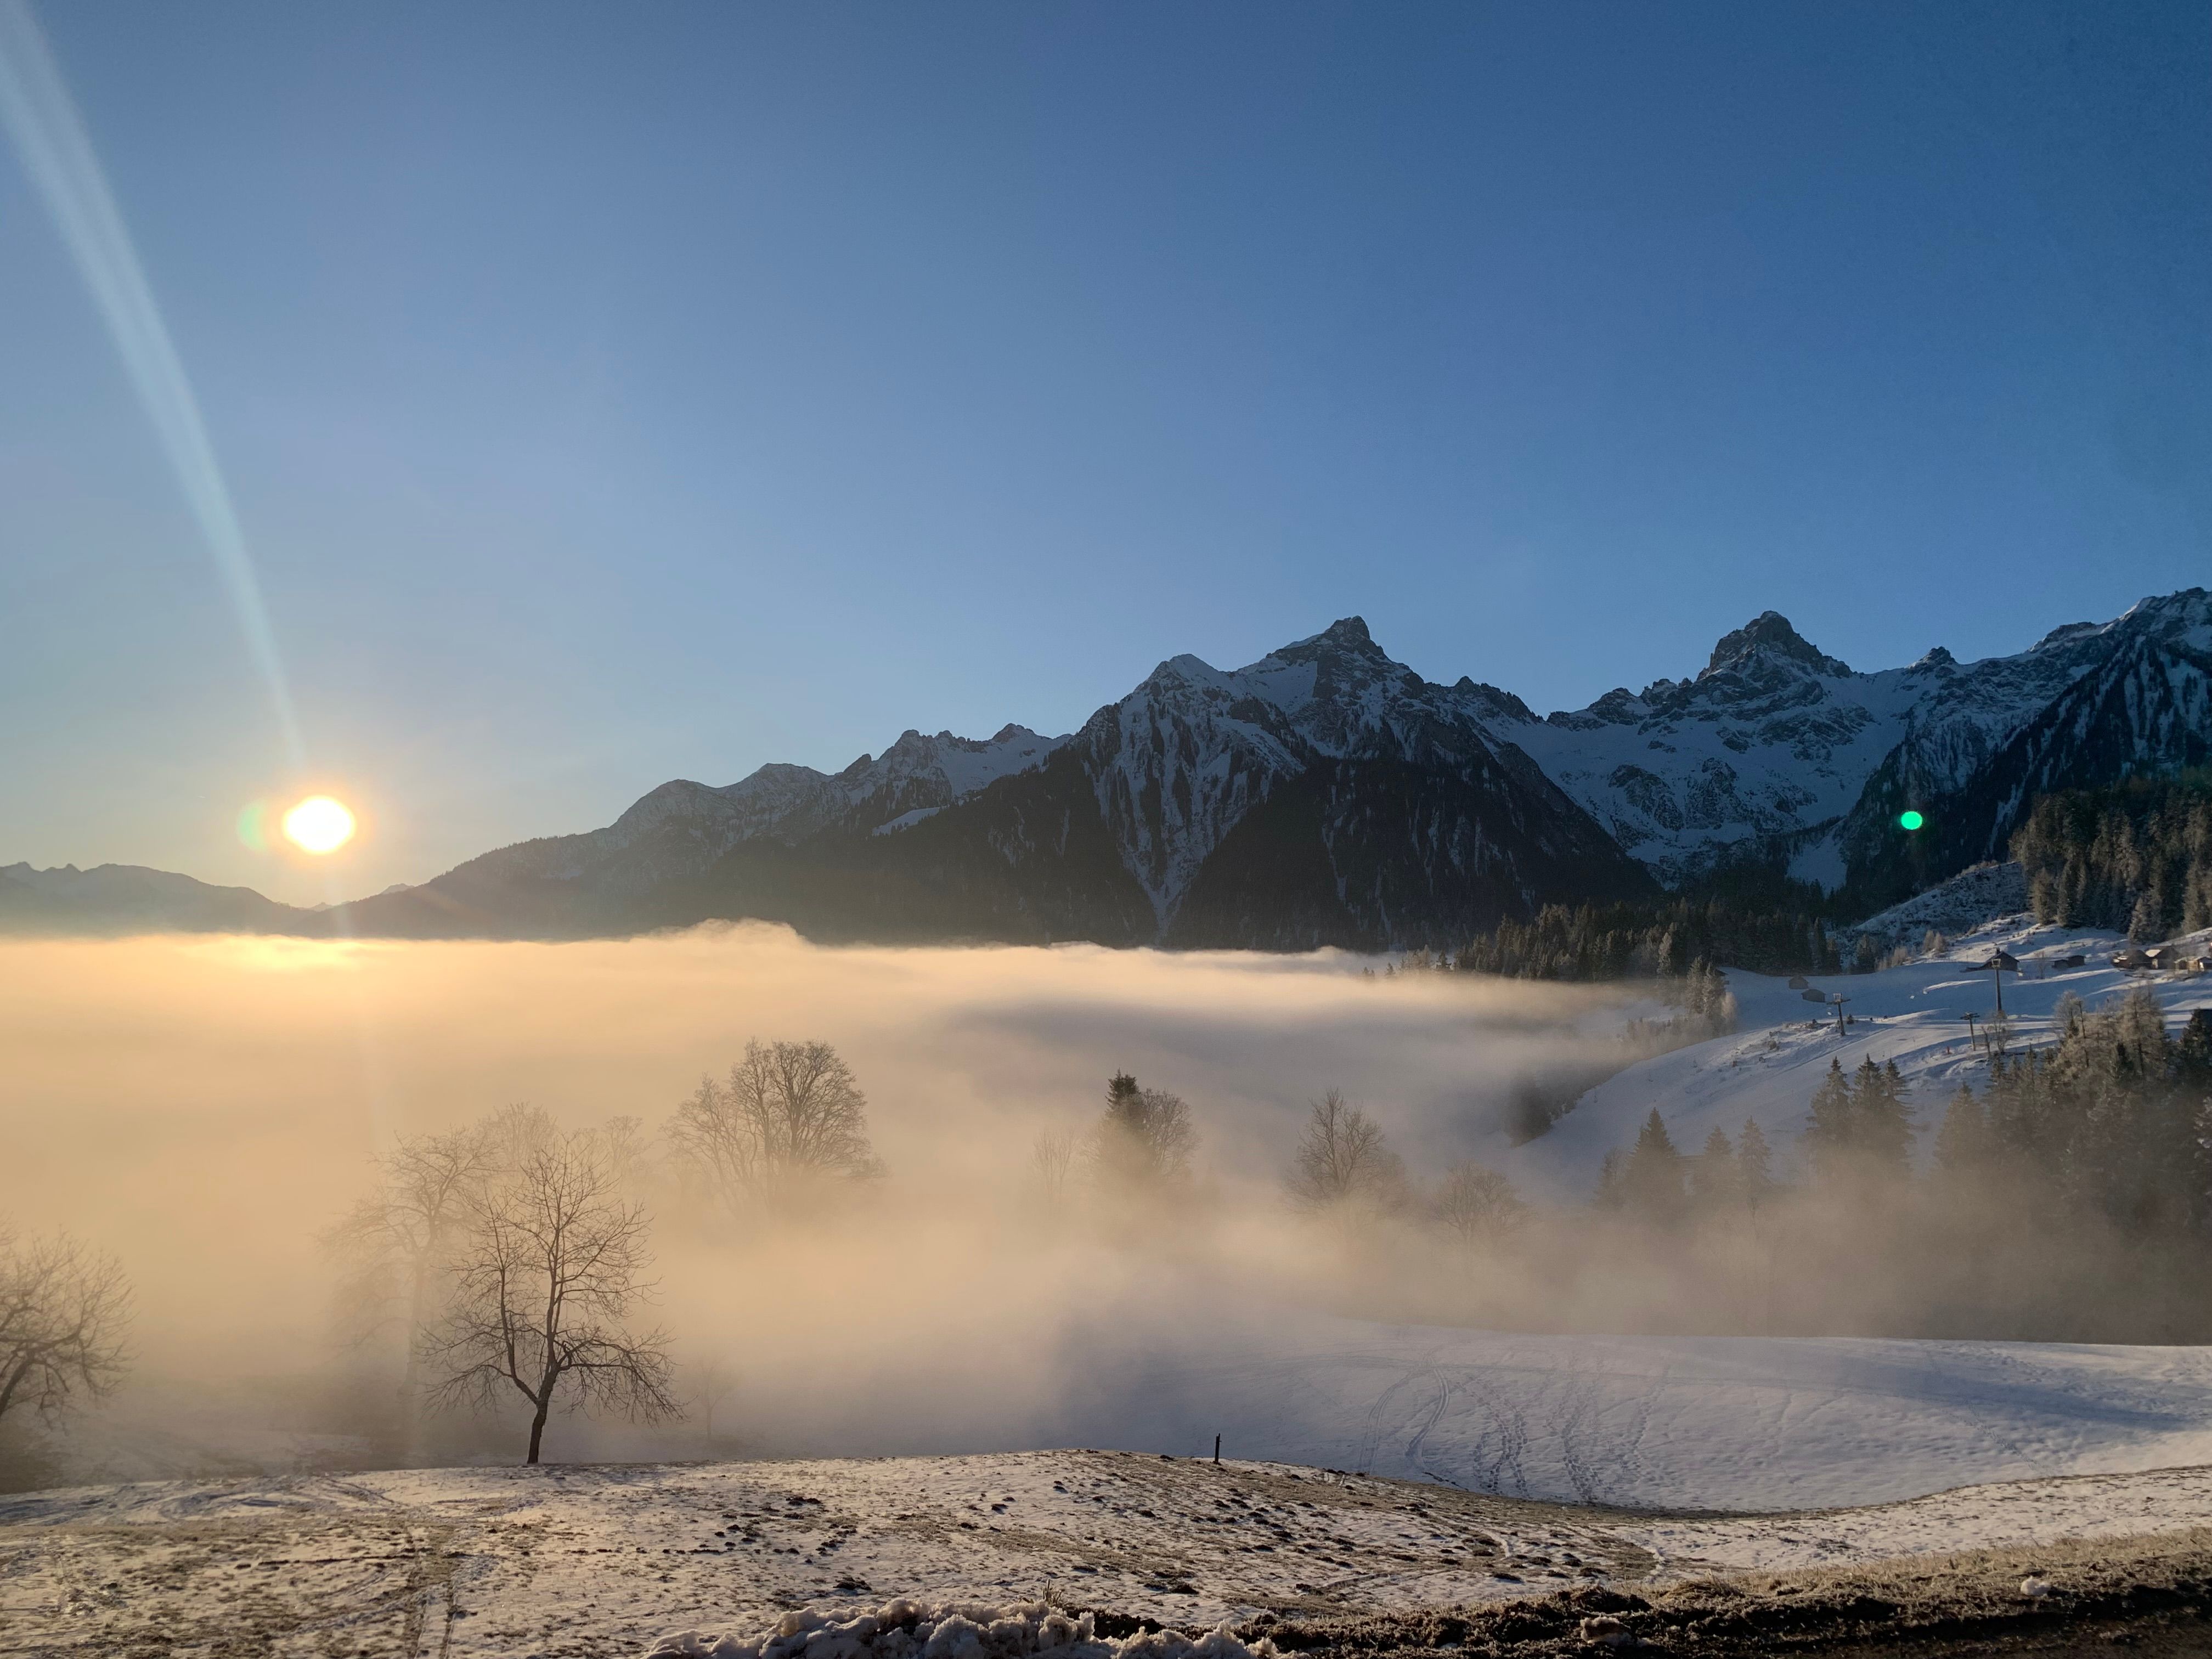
[0,924,1636,1477]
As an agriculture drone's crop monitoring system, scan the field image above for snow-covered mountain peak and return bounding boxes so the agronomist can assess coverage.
[1278,614,1385,659]
[2115,586,2212,652]
[1701,611,1853,681]
[337,588,2204,943]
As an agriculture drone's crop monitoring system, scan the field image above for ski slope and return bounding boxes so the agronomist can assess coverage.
[1505,913,2212,1204]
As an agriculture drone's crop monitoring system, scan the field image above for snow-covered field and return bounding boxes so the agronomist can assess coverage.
[1055,1318,2212,1511]
[1507,911,2212,1203]
[7,1447,2212,1657]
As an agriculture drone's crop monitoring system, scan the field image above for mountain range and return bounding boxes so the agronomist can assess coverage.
[8,588,2208,949]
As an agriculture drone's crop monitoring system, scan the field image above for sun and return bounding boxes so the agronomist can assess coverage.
[282,795,357,855]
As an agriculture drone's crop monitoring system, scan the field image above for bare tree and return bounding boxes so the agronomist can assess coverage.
[666,1040,882,1210]
[0,1229,130,1426]
[1284,1091,1404,1212]
[420,1127,679,1464]
[691,1352,741,1444]
[1431,1161,1526,1248]
[326,1124,498,1413]
[1090,1073,1198,1187]
[1030,1126,1078,1202]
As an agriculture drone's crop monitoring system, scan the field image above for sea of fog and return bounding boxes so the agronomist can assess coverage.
[13,926,2212,1514]
[0,925,1633,1474]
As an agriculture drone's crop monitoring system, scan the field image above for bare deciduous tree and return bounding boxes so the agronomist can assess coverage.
[1030,1126,1078,1202]
[326,1122,500,1446]
[1091,1073,1197,1187]
[420,1127,679,1464]
[1284,1091,1404,1213]
[0,1229,130,1426]
[667,1040,882,1210]
[1431,1161,1526,1248]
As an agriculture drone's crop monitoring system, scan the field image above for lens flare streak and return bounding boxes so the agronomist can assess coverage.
[0,0,302,766]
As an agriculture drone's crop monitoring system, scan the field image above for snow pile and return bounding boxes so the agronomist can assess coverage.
[1848,861,2028,945]
[646,1601,1274,1659]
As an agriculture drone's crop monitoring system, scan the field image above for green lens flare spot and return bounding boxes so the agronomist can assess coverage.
[1898,809,1925,832]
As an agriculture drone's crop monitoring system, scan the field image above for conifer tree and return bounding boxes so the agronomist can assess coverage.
[2179,1009,2212,1092]
[1735,1118,1774,1211]
[1689,1125,1738,1209]
[1805,1058,1854,1178]
[1932,1086,1988,1182]
[1594,1148,1624,1211]
[1621,1109,1686,1223]
[1857,1058,1915,1175]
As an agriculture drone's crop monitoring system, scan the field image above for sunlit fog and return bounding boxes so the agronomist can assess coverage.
[0,926,1637,1467]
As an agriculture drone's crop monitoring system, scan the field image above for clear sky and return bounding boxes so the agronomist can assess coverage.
[2,1,2205,904]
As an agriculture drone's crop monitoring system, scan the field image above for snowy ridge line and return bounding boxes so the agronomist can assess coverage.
[646,1600,1272,1659]
[1845,861,2028,945]
[1508,911,2212,1202]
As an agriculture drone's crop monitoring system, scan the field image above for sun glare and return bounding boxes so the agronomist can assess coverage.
[281,795,356,855]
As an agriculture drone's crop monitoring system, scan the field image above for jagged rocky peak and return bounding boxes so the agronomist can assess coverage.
[1298,615,1383,654]
[1701,611,1853,680]
[1453,675,1536,723]
[2035,621,2101,651]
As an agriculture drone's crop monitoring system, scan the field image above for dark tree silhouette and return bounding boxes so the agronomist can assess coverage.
[421,1127,679,1464]
[1091,1072,1197,1187]
[0,1229,129,1427]
[667,1040,882,1210]
[1285,1091,1404,1212]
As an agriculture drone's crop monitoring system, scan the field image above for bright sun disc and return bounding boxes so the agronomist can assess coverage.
[282,795,356,854]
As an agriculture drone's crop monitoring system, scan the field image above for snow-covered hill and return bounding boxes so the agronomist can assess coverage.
[1506,913,2212,1205]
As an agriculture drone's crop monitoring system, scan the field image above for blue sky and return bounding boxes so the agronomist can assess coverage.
[2,1,2206,902]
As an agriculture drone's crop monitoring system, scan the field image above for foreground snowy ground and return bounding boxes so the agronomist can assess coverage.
[14,1321,2212,1655]
[1507,911,2212,1201]
[1057,1320,2212,1510]
[4,1449,2211,1657]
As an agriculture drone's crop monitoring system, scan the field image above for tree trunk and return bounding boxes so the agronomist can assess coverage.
[526,1393,551,1464]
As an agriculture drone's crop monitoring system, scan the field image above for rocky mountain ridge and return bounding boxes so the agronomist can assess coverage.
[7,589,2207,946]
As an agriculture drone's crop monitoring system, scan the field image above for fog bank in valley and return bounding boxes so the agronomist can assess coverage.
[0,924,1629,1474]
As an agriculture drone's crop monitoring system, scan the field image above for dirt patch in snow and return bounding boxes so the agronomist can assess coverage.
[1246,1527,2212,1655]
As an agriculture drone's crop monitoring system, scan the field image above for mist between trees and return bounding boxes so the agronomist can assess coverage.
[1580,992,2212,1343]
[297,992,2212,1474]
[6,926,2207,1488]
